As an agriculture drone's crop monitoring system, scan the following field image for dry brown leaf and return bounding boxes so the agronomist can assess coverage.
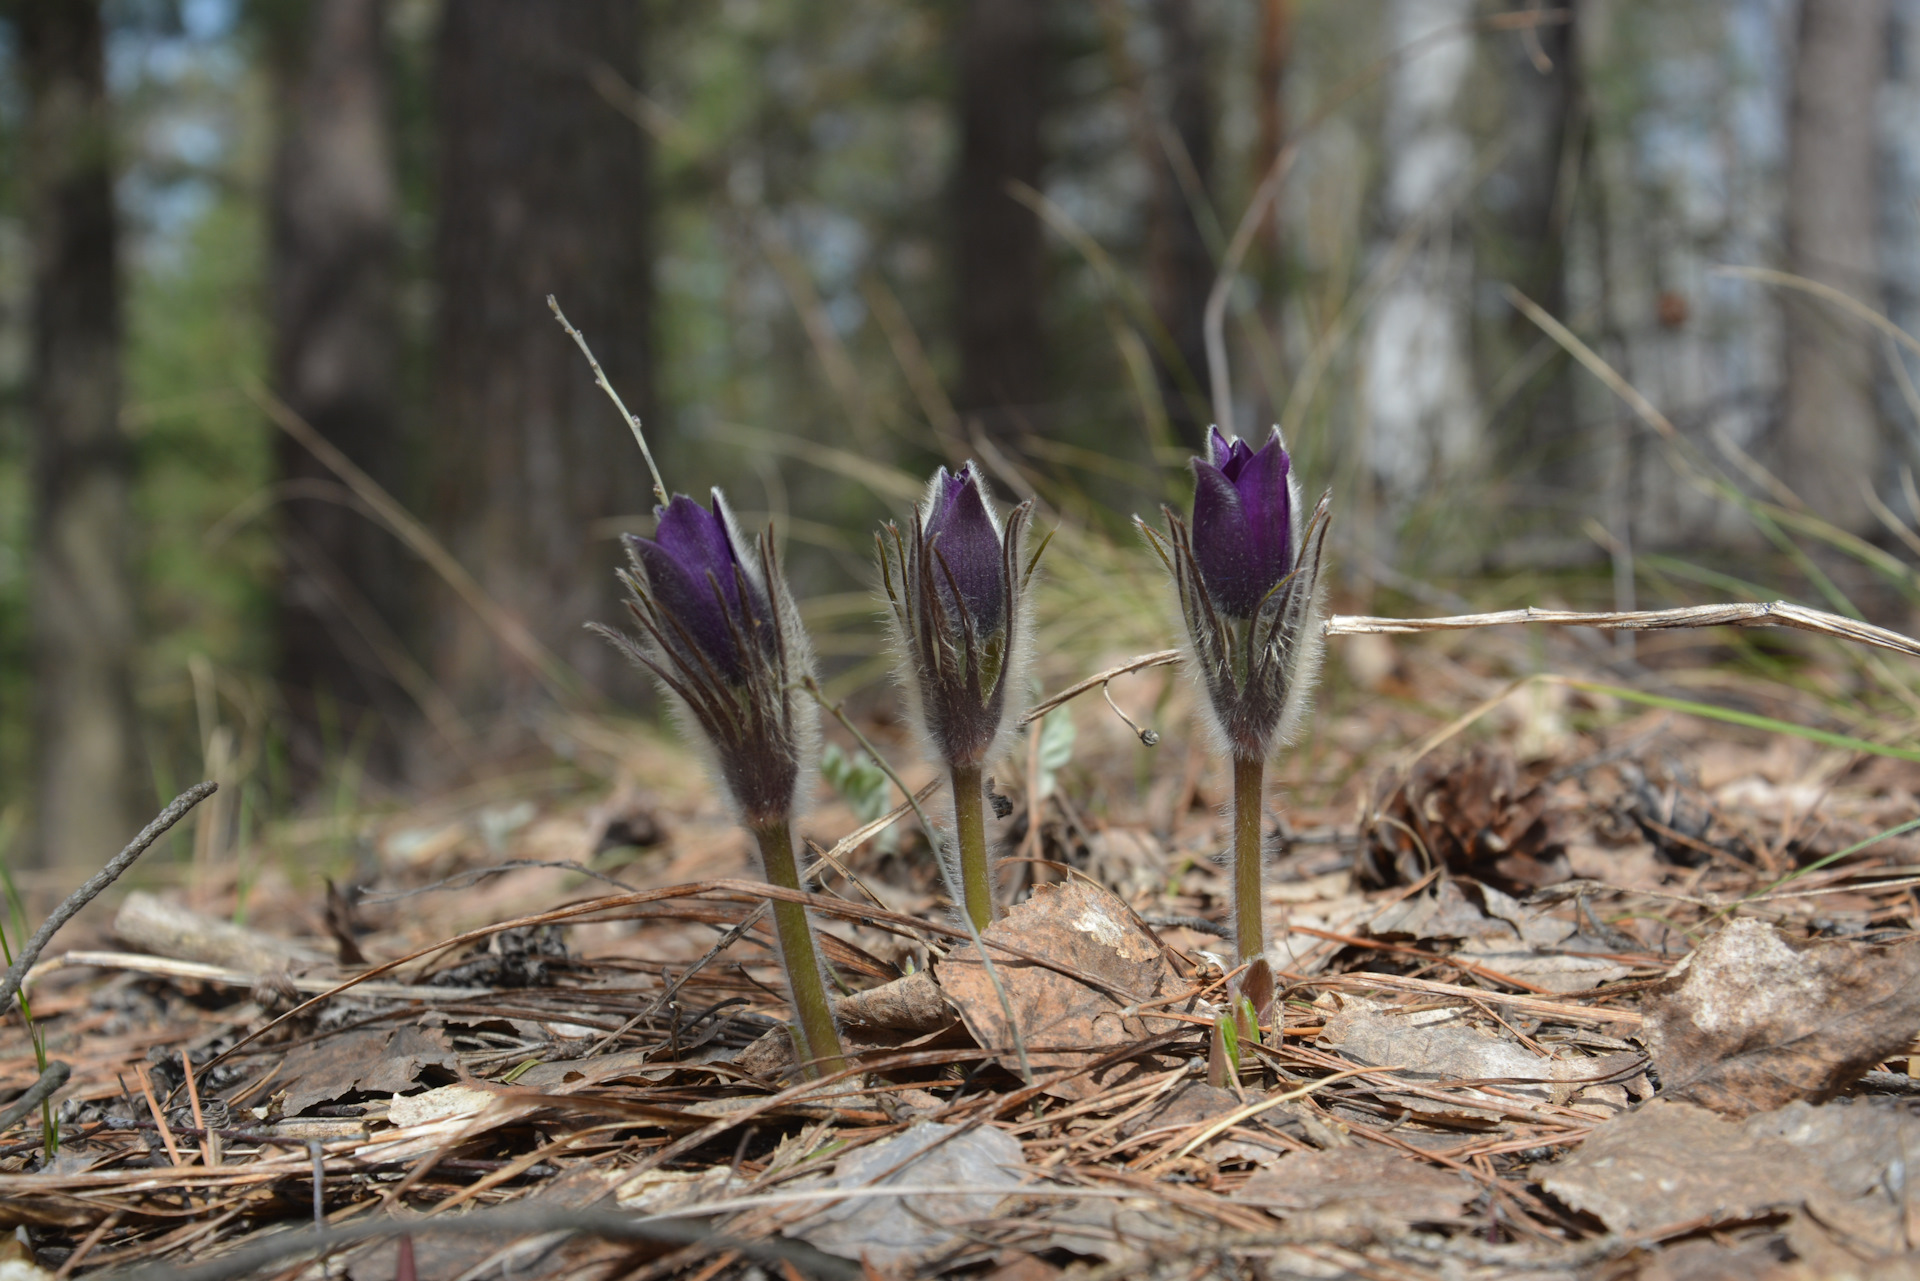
[275,1025,460,1117]
[345,1166,617,1281]
[1236,1147,1479,1234]
[832,967,957,1035]
[1642,918,1920,1116]
[1453,941,1633,992]
[1321,997,1624,1120]
[936,880,1180,1099]
[516,1049,674,1091]
[1543,1098,1920,1259]
[1122,1081,1277,1164]
[782,1122,1026,1267]
[1007,1197,1205,1267]
[727,971,965,1079]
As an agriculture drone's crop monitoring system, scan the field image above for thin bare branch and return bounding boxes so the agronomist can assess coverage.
[1323,601,1920,660]
[547,295,667,507]
[2,783,217,1014]
[1021,650,1181,726]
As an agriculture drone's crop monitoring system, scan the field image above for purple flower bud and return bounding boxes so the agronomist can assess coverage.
[880,463,1039,770]
[596,490,818,827]
[923,466,1007,636]
[626,494,763,682]
[1192,426,1294,619]
[1138,427,1330,761]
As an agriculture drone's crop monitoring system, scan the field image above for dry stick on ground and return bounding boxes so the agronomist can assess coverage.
[0,782,216,1016]
[101,1204,859,1281]
[0,1060,70,1132]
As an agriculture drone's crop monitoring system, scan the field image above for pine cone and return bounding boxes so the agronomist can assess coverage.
[1361,746,1569,893]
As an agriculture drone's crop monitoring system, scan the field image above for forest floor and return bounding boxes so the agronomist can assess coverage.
[6,618,1920,1280]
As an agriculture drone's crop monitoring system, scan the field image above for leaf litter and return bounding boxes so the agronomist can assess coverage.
[3,649,1920,1278]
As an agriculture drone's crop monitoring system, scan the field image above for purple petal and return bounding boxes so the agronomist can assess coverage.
[631,494,749,678]
[1213,433,1256,482]
[1189,432,1294,619]
[924,464,1006,634]
[1191,460,1260,617]
[1232,434,1293,600]
[1207,426,1235,470]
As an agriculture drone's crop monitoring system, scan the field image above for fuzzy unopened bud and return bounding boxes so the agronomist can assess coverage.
[1139,427,1330,762]
[596,489,818,829]
[879,463,1038,771]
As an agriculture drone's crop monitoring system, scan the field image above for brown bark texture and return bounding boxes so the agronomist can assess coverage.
[1782,0,1889,533]
[21,0,141,868]
[955,0,1047,442]
[267,0,410,779]
[429,0,654,732]
[1147,0,1215,446]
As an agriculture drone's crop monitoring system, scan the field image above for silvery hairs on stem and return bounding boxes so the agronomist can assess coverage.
[877,462,1043,776]
[593,489,820,833]
[1137,426,1331,762]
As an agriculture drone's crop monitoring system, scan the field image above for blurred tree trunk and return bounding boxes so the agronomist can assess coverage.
[430,0,652,738]
[1481,10,1577,472]
[1248,0,1290,426]
[1782,0,1888,533]
[1361,0,1480,525]
[954,0,1046,444]
[19,0,140,867]
[265,0,411,782]
[1147,0,1215,446]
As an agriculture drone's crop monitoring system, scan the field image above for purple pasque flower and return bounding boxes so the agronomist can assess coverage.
[595,490,818,828]
[879,463,1039,770]
[1138,427,1330,760]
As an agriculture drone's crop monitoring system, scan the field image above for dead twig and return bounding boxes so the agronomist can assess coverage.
[1,782,216,1015]
[1324,600,1920,659]
[100,1204,860,1281]
[1021,650,1180,726]
[0,1060,70,1132]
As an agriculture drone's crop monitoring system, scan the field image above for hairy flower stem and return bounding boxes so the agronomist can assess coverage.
[1232,755,1266,963]
[750,821,846,1077]
[950,763,993,932]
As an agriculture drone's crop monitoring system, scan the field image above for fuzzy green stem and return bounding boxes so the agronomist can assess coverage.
[751,821,846,1077]
[951,763,993,932]
[1232,754,1266,963]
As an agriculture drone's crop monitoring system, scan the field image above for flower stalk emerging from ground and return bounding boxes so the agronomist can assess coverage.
[879,464,1042,931]
[1139,428,1330,963]
[595,491,845,1075]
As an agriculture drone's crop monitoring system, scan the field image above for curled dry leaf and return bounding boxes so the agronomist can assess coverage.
[729,969,961,1079]
[1544,1098,1920,1260]
[1642,917,1920,1116]
[831,967,956,1035]
[935,879,1181,1099]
